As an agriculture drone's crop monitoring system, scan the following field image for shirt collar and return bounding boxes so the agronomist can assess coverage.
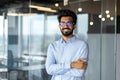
[60,35,76,44]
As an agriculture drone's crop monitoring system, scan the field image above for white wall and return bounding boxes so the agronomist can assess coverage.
[85,34,118,80]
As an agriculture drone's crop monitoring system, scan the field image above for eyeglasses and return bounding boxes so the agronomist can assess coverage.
[59,22,74,27]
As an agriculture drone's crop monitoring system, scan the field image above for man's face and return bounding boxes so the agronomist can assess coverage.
[59,16,76,36]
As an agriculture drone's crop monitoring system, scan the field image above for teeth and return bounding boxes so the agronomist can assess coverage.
[64,29,69,31]
[63,28,70,30]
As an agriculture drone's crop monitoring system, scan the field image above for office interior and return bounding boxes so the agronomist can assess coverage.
[0,0,120,80]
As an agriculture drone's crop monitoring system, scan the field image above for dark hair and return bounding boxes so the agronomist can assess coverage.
[57,9,77,24]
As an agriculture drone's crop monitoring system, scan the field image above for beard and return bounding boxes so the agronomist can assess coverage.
[60,28,74,36]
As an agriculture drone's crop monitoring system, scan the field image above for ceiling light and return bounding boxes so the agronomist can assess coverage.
[106,14,110,18]
[105,10,110,14]
[90,21,94,26]
[101,17,105,21]
[110,17,114,21]
[29,5,57,13]
[98,14,102,18]
[55,3,59,7]
[78,8,82,12]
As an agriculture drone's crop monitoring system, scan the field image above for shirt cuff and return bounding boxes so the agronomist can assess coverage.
[64,63,71,69]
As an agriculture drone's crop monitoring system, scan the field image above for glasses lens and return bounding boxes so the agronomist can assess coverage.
[59,22,73,26]
[59,22,65,26]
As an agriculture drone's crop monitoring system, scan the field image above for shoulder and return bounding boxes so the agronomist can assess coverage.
[75,37,89,53]
[74,36,88,49]
[48,39,61,48]
[75,36,88,45]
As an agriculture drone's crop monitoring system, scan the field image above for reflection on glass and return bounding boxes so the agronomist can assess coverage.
[0,16,4,56]
[0,15,8,79]
[22,15,45,65]
[0,16,7,65]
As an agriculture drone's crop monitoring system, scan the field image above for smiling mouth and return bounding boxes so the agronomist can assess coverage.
[62,29,71,32]
[62,28,70,30]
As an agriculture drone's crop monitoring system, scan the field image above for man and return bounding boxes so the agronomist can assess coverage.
[45,9,89,80]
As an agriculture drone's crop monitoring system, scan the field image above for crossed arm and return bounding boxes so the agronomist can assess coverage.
[71,58,88,70]
[45,57,88,77]
[63,58,88,77]
[45,43,88,77]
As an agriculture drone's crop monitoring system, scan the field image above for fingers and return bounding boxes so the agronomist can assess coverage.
[71,59,88,69]
[81,62,88,69]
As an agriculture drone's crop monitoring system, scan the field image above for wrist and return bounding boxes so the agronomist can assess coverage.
[70,62,74,68]
[70,62,72,68]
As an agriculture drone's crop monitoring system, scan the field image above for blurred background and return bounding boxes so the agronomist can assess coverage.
[0,0,120,80]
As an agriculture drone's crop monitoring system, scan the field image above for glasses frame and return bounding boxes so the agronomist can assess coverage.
[59,22,74,27]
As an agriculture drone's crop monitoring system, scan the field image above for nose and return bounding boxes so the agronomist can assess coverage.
[63,23,71,27]
[62,24,69,28]
[64,23,68,26]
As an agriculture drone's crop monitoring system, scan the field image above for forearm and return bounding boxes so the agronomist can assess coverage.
[70,58,88,69]
[70,61,88,69]
[64,68,86,77]
[45,62,71,75]
[64,58,88,77]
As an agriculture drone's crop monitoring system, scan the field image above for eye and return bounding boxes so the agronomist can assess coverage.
[67,22,73,26]
[59,22,73,26]
[59,22,65,26]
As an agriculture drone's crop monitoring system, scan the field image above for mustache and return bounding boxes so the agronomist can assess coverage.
[62,28,71,30]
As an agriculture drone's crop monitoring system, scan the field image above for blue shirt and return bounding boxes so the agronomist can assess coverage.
[45,35,89,80]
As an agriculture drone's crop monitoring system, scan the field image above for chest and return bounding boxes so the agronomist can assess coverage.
[53,43,82,63]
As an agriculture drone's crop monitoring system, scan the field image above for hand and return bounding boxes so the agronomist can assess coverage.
[70,58,88,70]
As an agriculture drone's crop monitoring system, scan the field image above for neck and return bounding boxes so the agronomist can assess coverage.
[62,35,73,42]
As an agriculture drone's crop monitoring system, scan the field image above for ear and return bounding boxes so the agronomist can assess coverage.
[73,24,76,29]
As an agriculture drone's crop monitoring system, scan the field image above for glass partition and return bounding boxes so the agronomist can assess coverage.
[0,13,8,79]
